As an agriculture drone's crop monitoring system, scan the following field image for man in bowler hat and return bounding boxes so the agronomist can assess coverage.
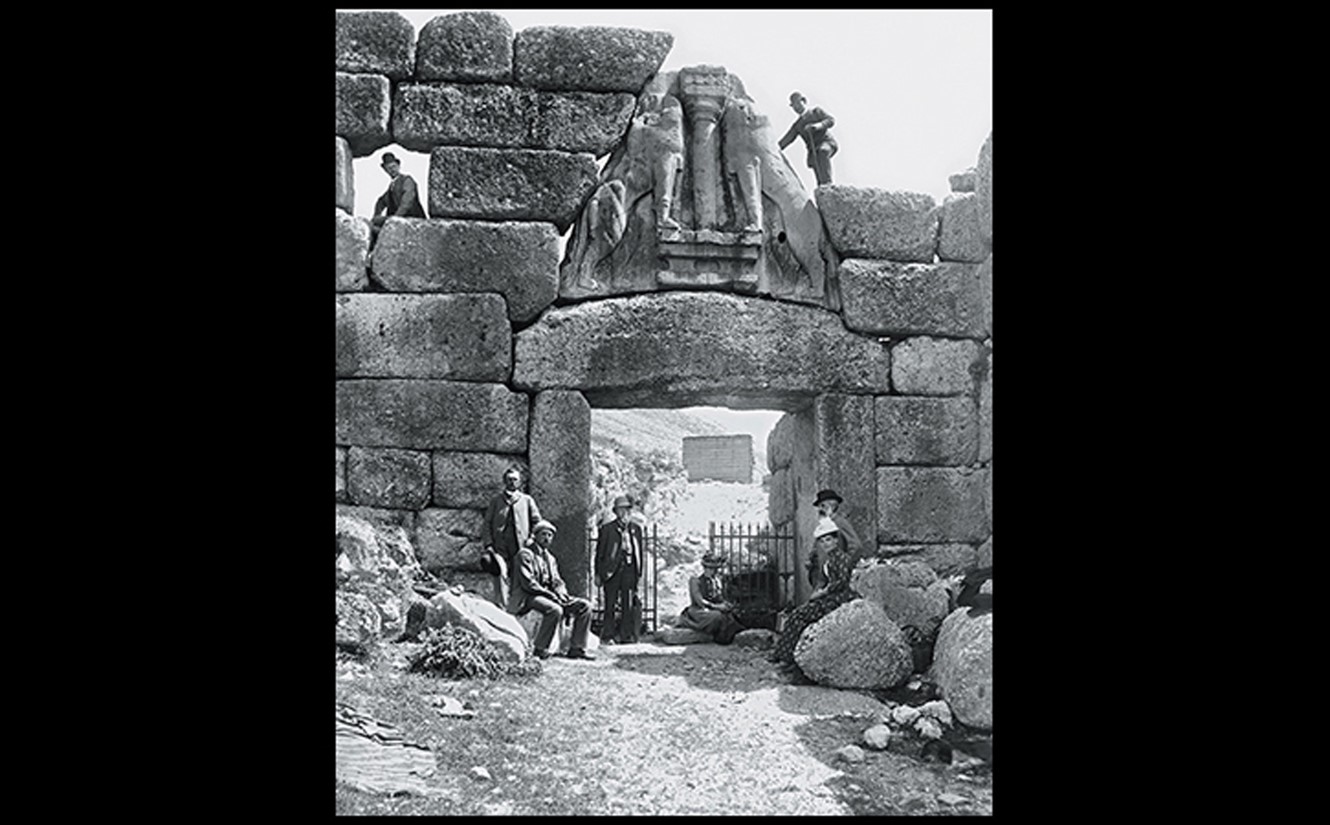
[778,91,838,185]
[370,151,426,249]
[595,495,644,644]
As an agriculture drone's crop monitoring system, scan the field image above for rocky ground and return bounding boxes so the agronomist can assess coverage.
[336,638,992,815]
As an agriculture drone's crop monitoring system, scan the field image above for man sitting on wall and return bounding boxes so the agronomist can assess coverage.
[512,520,595,660]
[370,151,426,250]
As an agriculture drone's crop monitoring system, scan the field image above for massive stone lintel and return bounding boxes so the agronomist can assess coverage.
[336,379,529,452]
[513,26,673,92]
[427,146,598,234]
[335,11,416,80]
[559,68,834,309]
[368,218,560,323]
[335,72,391,158]
[512,292,889,408]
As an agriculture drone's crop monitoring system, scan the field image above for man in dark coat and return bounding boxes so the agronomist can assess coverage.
[594,495,644,644]
[370,151,426,249]
[512,520,595,660]
[778,91,838,185]
[481,466,543,612]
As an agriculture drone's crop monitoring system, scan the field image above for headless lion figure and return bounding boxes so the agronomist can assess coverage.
[624,92,684,230]
[722,99,765,233]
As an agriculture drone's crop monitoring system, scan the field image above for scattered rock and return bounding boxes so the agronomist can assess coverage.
[915,717,943,740]
[793,599,913,690]
[862,724,892,751]
[918,700,953,726]
[892,705,921,726]
[424,589,530,661]
[931,607,993,729]
[470,766,492,781]
[836,745,866,764]
[938,792,967,806]
[734,629,776,649]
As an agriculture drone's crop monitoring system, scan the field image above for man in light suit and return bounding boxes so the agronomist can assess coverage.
[595,495,644,644]
[481,466,543,612]
[778,91,838,185]
[512,520,595,660]
[370,151,426,249]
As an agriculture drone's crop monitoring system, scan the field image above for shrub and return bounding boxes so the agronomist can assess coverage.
[407,625,543,680]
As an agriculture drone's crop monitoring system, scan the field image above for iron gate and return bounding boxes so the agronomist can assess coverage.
[708,521,795,630]
[585,523,659,637]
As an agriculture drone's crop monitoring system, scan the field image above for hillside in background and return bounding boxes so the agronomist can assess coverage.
[591,408,769,474]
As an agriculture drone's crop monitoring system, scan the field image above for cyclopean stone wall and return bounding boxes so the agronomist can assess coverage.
[335,10,992,596]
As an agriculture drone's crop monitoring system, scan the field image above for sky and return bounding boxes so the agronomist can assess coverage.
[339,8,991,445]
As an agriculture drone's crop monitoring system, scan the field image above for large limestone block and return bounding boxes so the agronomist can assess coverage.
[513,26,673,92]
[425,589,529,662]
[415,11,514,82]
[335,72,392,157]
[767,413,797,472]
[949,168,977,193]
[513,293,891,407]
[336,380,529,452]
[346,447,432,510]
[979,351,992,463]
[980,254,992,337]
[852,560,951,639]
[877,467,989,543]
[335,11,415,79]
[369,218,559,324]
[393,84,634,156]
[814,393,877,551]
[816,185,940,262]
[977,134,993,250]
[336,590,380,650]
[336,513,422,642]
[427,146,598,233]
[976,537,992,569]
[891,337,984,397]
[336,210,370,292]
[875,544,979,578]
[336,504,416,535]
[769,468,793,524]
[336,137,354,213]
[335,294,512,380]
[938,193,987,263]
[875,395,978,466]
[529,391,591,596]
[336,447,348,503]
[840,260,985,339]
[794,599,913,689]
[432,453,528,509]
[415,508,485,571]
[932,607,993,730]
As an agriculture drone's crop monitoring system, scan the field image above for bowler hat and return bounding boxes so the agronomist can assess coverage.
[612,495,632,509]
[381,152,400,166]
[813,489,843,507]
[701,552,725,568]
[533,519,557,535]
[789,91,805,103]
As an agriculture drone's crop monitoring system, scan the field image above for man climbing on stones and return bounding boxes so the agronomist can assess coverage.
[778,91,838,185]
[512,520,595,660]
[370,151,425,250]
[481,465,543,613]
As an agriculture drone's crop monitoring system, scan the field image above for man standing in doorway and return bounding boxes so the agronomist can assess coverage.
[370,151,426,249]
[481,466,543,612]
[778,91,838,186]
[595,495,643,645]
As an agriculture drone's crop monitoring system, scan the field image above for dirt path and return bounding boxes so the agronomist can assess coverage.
[336,640,992,815]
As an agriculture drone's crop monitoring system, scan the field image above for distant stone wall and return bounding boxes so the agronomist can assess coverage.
[335,10,992,596]
[682,435,753,483]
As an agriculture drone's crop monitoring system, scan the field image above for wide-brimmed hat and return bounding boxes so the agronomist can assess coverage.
[701,552,725,568]
[813,516,840,540]
[532,519,557,535]
[813,489,843,507]
[612,495,632,509]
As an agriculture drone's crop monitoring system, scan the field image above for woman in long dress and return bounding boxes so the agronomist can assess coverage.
[769,516,859,671]
[675,552,745,645]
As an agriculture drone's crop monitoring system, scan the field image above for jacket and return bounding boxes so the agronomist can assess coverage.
[594,519,643,584]
[482,491,542,560]
[373,174,426,219]
[510,544,570,615]
[778,106,838,169]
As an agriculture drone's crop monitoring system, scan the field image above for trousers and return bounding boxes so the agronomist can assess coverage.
[528,596,591,654]
[601,569,641,643]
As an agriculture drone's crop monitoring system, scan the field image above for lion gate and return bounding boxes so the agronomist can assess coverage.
[335,11,993,609]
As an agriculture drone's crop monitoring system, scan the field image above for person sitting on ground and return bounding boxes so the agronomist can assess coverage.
[511,520,595,660]
[769,516,860,675]
[674,552,746,645]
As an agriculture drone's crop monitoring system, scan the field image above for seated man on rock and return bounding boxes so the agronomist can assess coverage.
[512,520,595,660]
